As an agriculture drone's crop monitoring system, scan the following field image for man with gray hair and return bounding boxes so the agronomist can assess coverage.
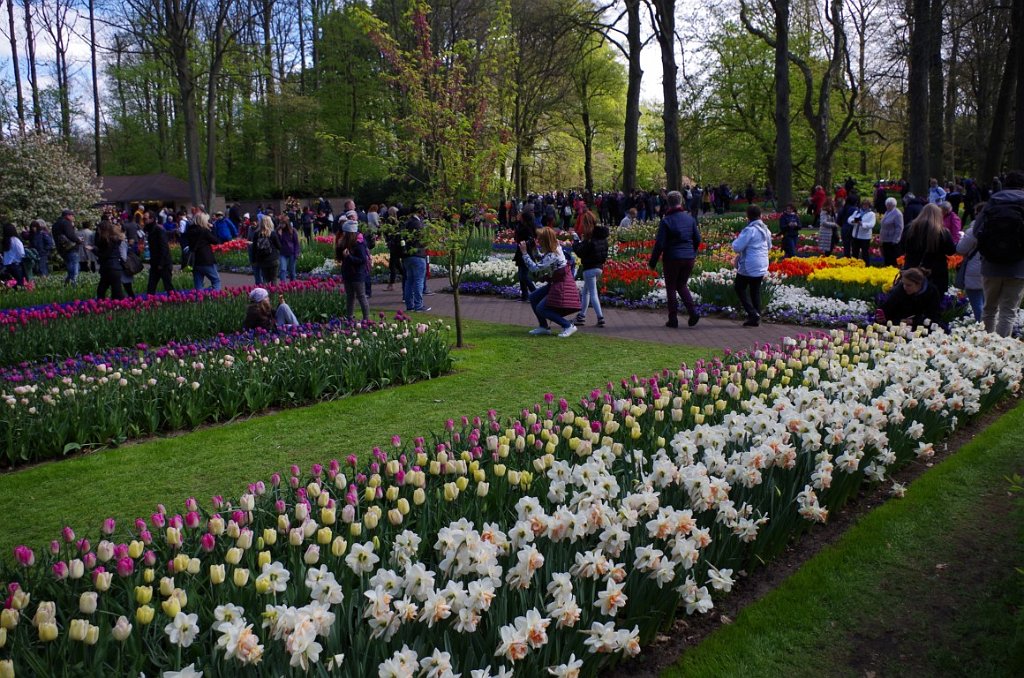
[649,190,702,328]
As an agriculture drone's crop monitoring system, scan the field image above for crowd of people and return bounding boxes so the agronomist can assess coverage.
[3,169,1021,339]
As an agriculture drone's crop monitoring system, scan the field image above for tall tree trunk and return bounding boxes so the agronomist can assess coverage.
[927,0,944,182]
[297,0,306,95]
[944,18,958,180]
[773,0,793,207]
[908,0,931,194]
[6,0,25,131]
[622,0,642,193]
[982,0,1019,184]
[652,0,681,191]
[310,0,320,90]
[23,0,41,131]
[89,0,101,173]
[583,112,594,193]
[1013,0,1024,169]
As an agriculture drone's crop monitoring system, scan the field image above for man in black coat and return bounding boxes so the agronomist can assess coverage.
[144,211,175,294]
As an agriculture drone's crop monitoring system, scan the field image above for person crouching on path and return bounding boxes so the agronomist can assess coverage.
[336,219,371,322]
[649,190,702,328]
[519,227,580,338]
[874,267,942,330]
[243,287,298,331]
[732,204,772,327]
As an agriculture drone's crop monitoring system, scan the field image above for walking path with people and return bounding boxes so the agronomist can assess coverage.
[220,272,812,351]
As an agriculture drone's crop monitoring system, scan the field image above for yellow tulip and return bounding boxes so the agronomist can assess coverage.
[135,585,153,604]
[38,621,58,642]
[233,568,250,587]
[210,564,226,585]
[135,605,155,625]
[161,597,181,618]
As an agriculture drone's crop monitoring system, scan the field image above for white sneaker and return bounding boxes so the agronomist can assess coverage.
[528,327,552,336]
[558,325,578,338]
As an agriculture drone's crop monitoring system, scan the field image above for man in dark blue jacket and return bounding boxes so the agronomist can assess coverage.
[649,191,702,328]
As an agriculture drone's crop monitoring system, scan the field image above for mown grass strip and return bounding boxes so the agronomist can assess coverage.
[665,400,1024,678]
[0,318,710,555]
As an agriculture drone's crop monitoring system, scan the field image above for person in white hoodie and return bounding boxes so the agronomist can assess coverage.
[732,204,773,327]
[848,199,877,266]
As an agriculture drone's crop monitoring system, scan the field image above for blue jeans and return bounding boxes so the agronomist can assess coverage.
[529,284,571,329]
[279,255,297,281]
[37,254,49,277]
[403,257,426,310]
[965,288,984,322]
[193,264,222,290]
[782,234,798,258]
[64,250,80,284]
[579,268,603,319]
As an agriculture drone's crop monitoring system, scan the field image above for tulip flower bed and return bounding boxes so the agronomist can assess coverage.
[0,272,194,311]
[0,280,352,366]
[0,316,452,467]
[0,324,1019,677]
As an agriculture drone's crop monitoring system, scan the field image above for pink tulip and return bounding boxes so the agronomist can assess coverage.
[212,495,224,509]
[270,473,281,487]
[346,455,357,467]
[156,504,166,515]
[62,526,76,543]
[14,546,35,567]
[254,481,266,495]
[102,518,116,535]
[83,553,97,569]
[134,518,147,532]
[231,510,245,526]
[200,533,216,552]
[290,464,300,477]
[77,538,91,553]
[139,530,152,545]
[169,515,183,530]
[185,512,200,529]
[150,513,165,528]
[116,557,134,577]
[114,543,129,559]
[49,540,60,556]
[289,476,299,489]
[143,550,156,566]
[52,561,68,579]
[185,497,198,512]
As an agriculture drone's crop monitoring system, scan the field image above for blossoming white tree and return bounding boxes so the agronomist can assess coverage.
[0,133,101,224]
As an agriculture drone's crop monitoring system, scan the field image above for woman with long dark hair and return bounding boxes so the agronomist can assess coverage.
[335,221,370,321]
[902,203,956,291]
[94,220,127,300]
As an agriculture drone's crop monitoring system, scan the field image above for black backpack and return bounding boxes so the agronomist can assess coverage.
[976,202,1024,265]
[254,234,273,258]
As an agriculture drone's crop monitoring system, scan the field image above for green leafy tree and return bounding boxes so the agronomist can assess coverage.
[0,133,101,224]
[359,0,514,348]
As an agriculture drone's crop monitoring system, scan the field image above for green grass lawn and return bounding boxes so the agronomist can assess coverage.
[665,401,1024,678]
[0,319,711,555]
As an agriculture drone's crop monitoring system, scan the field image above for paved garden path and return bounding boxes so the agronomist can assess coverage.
[222,272,816,351]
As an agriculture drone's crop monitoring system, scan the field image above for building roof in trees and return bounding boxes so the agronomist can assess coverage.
[99,173,192,205]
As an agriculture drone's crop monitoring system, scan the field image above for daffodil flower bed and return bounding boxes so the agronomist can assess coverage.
[1,324,1020,677]
[0,279,354,366]
[0,316,452,467]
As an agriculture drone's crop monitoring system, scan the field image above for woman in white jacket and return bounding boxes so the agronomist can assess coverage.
[848,199,876,266]
[732,204,773,327]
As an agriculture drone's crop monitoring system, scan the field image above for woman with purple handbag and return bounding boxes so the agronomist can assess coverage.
[518,227,581,338]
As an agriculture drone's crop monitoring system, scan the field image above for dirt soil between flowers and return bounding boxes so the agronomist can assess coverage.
[605,398,1023,678]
